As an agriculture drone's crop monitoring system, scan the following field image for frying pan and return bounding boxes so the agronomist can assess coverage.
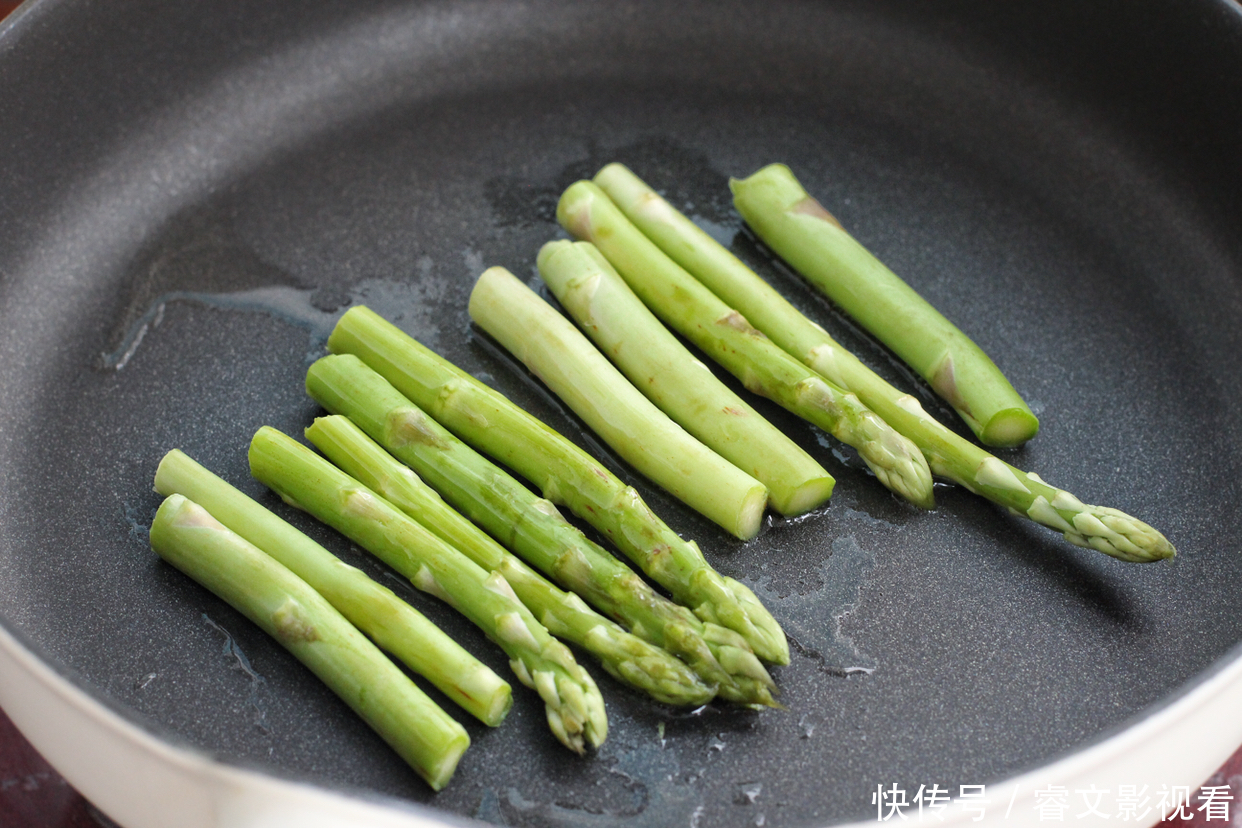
[2,1,1242,826]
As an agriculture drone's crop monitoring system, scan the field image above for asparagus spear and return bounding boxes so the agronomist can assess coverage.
[248,426,608,754]
[305,354,778,706]
[536,239,836,518]
[305,414,715,706]
[326,307,789,667]
[595,165,1174,562]
[153,449,513,726]
[149,494,470,790]
[556,179,935,511]
[729,162,1040,448]
[469,265,769,540]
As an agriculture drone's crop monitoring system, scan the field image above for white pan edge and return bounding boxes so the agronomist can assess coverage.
[1,620,1240,828]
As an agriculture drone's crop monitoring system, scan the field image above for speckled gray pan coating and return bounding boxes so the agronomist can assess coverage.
[1,1,1241,826]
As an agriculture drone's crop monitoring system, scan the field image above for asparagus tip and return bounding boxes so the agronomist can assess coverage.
[556,180,598,240]
[1063,505,1176,563]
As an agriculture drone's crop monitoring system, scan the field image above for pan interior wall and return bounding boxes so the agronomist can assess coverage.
[0,2,1239,826]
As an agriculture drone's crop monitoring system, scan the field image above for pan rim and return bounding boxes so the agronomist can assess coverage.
[3,612,1242,827]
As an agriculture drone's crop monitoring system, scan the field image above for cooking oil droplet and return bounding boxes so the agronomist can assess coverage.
[498,731,702,827]
[203,614,271,734]
[103,275,456,371]
[472,789,502,824]
[735,781,762,804]
[101,285,332,371]
[463,247,485,277]
[751,533,878,674]
[690,214,739,248]
[124,504,151,541]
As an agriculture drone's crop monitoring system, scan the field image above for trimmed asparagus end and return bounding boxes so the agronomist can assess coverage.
[981,407,1042,448]
[470,665,516,727]
[775,474,837,518]
[557,180,598,241]
[734,486,768,541]
[423,745,469,793]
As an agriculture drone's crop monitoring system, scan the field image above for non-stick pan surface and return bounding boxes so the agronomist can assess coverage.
[2,1,1242,825]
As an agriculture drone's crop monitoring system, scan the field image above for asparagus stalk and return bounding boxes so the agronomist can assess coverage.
[596,165,1174,562]
[729,162,1040,448]
[327,307,789,667]
[248,426,608,754]
[305,354,779,706]
[536,239,835,518]
[149,494,470,790]
[153,449,513,726]
[557,179,935,511]
[305,414,715,706]
[469,265,769,540]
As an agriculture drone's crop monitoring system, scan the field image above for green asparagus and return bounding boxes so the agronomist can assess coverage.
[327,307,789,666]
[729,162,1040,448]
[557,179,935,511]
[537,239,835,518]
[597,165,1174,562]
[149,494,470,789]
[469,264,769,540]
[248,426,608,753]
[305,354,779,705]
[154,449,513,726]
[305,414,715,706]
